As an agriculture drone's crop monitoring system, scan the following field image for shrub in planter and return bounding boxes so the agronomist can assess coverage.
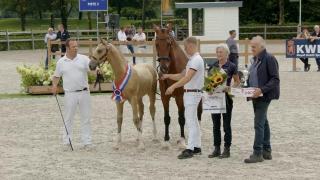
[16,61,114,92]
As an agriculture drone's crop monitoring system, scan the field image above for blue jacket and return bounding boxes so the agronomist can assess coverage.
[248,49,280,101]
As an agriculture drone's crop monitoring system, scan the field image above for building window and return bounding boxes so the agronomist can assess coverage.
[192,8,204,36]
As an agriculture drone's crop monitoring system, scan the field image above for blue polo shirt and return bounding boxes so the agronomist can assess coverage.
[209,61,237,86]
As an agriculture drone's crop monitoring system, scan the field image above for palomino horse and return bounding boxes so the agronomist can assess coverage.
[154,26,203,148]
[89,39,158,150]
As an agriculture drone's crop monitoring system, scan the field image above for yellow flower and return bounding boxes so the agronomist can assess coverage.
[213,74,224,84]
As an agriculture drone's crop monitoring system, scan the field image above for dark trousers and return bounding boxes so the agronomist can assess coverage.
[252,98,271,155]
[45,47,55,69]
[299,58,308,67]
[316,58,320,69]
[211,94,233,148]
[299,58,309,70]
[228,53,239,68]
[127,44,136,64]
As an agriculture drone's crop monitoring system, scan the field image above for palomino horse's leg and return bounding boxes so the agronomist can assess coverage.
[130,96,144,149]
[114,102,124,150]
[197,99,203,122]
[148,93,157,141]
[175,94,186,149]
[138,97,144,121]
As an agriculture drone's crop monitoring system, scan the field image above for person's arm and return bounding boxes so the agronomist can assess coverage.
[161,70,185,81]
[52,76,60,95]
[253,56,279,98]
[165,69,196,95]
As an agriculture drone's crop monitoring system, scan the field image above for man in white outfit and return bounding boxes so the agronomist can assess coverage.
[162,36,204,159]
[132,27,146,63]
[52,39,92,149]
[117,26,128,54]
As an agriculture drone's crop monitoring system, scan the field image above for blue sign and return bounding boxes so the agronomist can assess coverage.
[286,39,320,58]
[79,0,108,11]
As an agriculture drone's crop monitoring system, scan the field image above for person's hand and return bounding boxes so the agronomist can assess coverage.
[160,74,170,80]
[52,85,58,95]
[252,88,262,98]
[223,86,231,92]
[165,86,175,95]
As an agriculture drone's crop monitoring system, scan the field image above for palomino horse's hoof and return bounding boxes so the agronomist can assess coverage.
[161,141,171,150]
[177,138,186,150]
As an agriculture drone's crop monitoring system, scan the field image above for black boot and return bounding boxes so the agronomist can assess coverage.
[208,146,220,158]
[193,147,202,155]
[307,64,311,71]
[244,153,264,163]
[219,147,230,158]
[263,149,272,160]
[178,149,193,159]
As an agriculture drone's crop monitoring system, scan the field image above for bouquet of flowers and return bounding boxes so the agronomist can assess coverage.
[203,67,227,93]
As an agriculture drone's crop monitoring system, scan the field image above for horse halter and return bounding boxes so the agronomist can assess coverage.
[156,36,173,75]
[156,36,173,62]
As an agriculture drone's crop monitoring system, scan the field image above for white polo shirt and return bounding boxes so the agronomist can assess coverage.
[117,30,127,41]
[54,54,90,92]
[184,52,204,90]
[133,33,146,42]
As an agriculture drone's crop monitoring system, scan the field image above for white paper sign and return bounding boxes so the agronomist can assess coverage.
[230,88,263,97]
[202,93,226,114]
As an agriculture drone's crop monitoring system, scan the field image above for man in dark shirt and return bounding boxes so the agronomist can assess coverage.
[226,30,239,68]
[244,36,280,163]
[310,25,320,71]
[56,24,70,57]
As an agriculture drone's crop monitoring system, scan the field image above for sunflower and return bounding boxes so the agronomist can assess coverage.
[213,74,224,84]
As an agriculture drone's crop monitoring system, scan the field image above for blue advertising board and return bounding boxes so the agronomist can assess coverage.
[286,39,320,58]
[79,0,108,11]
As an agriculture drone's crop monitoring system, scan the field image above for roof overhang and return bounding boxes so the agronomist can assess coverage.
[175,1,243,9]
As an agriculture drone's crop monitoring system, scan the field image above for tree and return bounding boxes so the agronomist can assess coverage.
[279,0,285,25]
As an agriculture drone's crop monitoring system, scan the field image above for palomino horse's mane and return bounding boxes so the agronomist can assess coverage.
[105,43,127,64]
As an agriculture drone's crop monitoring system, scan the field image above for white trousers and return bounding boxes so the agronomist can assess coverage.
[63,91,92,145]
[183,92,202,150]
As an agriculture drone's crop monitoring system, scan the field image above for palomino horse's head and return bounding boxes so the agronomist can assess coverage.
[89,38,111,71]
[154,25,175,75]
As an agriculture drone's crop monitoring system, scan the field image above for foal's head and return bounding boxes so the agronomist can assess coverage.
[89,38,111,71]
[154,25,175,75]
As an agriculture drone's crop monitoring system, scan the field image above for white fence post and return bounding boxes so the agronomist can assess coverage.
[6,29,10,51]
[31,30,35,50]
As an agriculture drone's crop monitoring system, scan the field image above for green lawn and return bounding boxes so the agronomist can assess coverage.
[0,18,140,31]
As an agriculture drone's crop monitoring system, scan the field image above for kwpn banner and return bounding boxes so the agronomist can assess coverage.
[79,0,108,11]
[286,39,320,58]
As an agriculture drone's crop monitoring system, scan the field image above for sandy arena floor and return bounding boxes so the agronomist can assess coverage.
[0,48,319,179]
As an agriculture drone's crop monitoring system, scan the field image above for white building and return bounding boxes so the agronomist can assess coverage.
[175,1,243,40]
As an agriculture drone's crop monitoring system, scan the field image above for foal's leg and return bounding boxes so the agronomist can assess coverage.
[114,102,124,150]
[175,95,186,149]
[161,96,171,141]
[148,92,157,141]
[130,96,144,149]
